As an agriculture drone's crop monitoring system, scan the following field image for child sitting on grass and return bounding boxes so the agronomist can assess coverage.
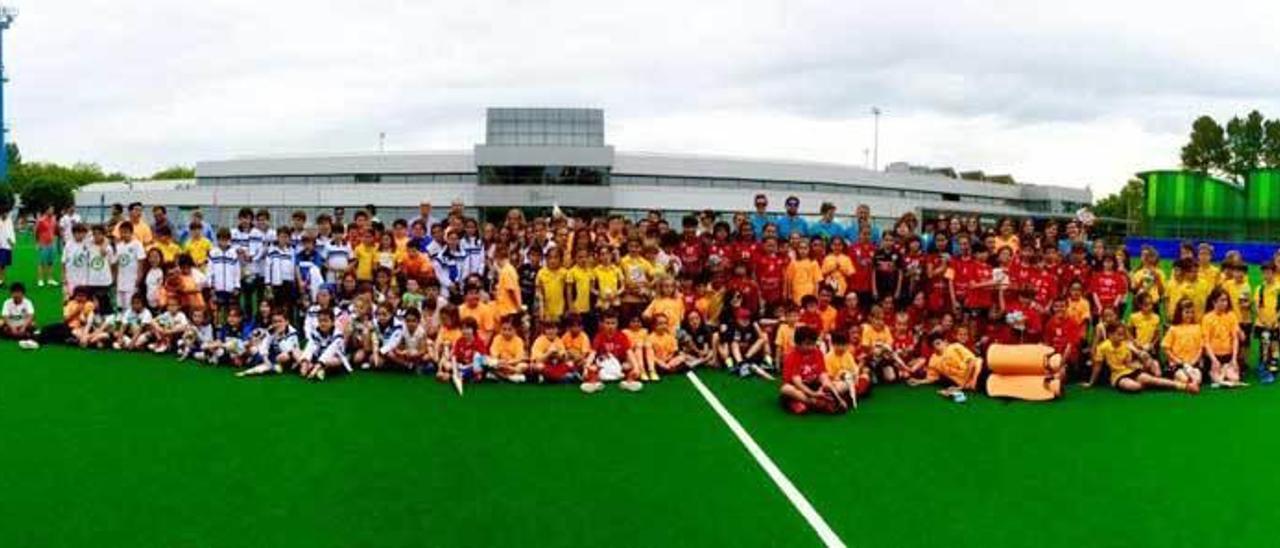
[1,283,40,350]
[779,326,849,415]
[1097,320,1198,395]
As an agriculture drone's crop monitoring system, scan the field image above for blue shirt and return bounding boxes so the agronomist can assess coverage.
[749,213,776,238]
[775,215,809,239]
[810,220,845,242]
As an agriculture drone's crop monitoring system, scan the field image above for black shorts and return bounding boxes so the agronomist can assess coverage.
[1112,370,1142,388]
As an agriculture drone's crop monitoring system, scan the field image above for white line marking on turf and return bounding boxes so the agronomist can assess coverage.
[686,371,847,548]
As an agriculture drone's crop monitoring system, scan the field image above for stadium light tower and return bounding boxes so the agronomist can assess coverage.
[870,106,882,172]
[0,5,15,183]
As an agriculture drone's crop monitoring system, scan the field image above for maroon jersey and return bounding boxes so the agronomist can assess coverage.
[676,236,706,276]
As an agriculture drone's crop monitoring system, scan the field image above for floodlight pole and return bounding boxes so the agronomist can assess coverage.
[871,107,882,172]
[0,7,15,183]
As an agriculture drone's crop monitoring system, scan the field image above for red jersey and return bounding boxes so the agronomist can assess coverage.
[726,276,761,314]
[36,215,57,246]
[1089,271,1128,309]
[1043,315,1084,354]
[782,347,826,384]
[676,236,706,276]
[451,335,489,364]
[963,261,994,309]
[754,253,789,304]
[1062,262,1091,291]
[951,255,977,302]
[592,330,631,358]
[835,306,864,336]
[706,240,732,265]
[730,239,758,267]
[1029,268,1059,305]
[849,242,876,293]
[798,310,823,332]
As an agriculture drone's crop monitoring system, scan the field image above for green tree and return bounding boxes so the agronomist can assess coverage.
[1264,118,1280,168]
[149,166,195,180]
[18,177,75,215]
[1181,116,1230,176]
[1224,110,1266,181]
[0,182,14,213]
[1093,178,1146,233]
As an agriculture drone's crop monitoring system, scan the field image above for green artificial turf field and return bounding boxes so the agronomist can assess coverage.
[3,233,1280,548]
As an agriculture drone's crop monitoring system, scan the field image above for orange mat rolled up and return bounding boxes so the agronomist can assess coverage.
[985,344,1062,401]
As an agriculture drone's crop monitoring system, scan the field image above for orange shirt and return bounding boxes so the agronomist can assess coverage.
[489,334,527,362]
[531,335,565,362]
[824,350,859,378]
[494,262,522,318]
[860,324,893,351]
[649,330,678,360]
[459,302,498,338]
[643,296,685,331]
[561,331,592,359]
[1201,310,1239,356]
[787,259,823,304]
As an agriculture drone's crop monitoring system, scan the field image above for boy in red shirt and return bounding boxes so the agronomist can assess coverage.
[1042,298,1085,377]
[583,312,643,393]
[779,326,849,415]
[445,318,489,393]
[848,225,877,308]
[1089,254,1128,317]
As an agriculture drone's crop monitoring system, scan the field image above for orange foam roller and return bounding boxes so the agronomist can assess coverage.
[985,344,1062,401]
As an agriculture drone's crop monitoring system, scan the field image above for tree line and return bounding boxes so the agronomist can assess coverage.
[0,143,195,216]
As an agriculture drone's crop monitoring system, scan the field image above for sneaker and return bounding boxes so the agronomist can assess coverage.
[193,352,206,362]
[112,342,123,350]
[1260,369,1276,385]
[316,367,326,381]
[724,358,736,370]
[579,381,604,394]
[507,373,527,384]
[176,351,189,362]
[619,380,644,392]
[18,339,39,350]
[951,391,968,404]
[736,364,752,378]
[48,278,58,285]
[36,280,44,287]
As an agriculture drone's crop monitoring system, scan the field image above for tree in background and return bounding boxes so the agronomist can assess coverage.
[1181,116,1230,177]
[1224,110,1266,181]
[1264,119,1280,167]
[150,166,195,180]
[1181,111,1280,182]
[1092,178,1145,233]
[17,177,75,215]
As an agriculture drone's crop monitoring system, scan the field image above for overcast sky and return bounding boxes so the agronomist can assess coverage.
[9,0,1280,197]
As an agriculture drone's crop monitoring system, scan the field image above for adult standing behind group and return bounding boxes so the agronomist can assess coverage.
[113,202,153,245]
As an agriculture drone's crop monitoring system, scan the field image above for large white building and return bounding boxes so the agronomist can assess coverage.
[76,108,1091,227]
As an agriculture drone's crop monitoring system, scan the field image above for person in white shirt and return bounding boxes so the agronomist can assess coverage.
[0,203,15,288]
[58,205,82,244]
[113,222,146,312]
[263,228,298,318]
[84,225,118,312]
[61,223,91,299]
[1,282,39,349]
[323,225,353,284]
[207,228,242,318]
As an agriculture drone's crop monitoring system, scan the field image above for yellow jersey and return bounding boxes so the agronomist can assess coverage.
[531,335,566,362]
[1096,339,1137,385]
[593,264,624,304]
[649,330,678,360]
[489,334,527,362]
[1129,267,1164,303]
[643,297,685,331]
[1127,311,1161,348]
[536,267,569,319]
[1201,310,1239,356]
[150,240,182,264]
[786,259,823,304]
[1161,324,1204,365]
[821,254,855,296]
[775,323,796,357]
[1255,281,1280,328]
[494,263,522,318]
[824,351,859,378]
[184,237,212,266]
[565,266,596,314]
[353,243,378,281]
[459,302,498,338]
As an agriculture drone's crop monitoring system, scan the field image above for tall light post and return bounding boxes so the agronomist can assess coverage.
[0,5,16,183]
[871,106,882,172]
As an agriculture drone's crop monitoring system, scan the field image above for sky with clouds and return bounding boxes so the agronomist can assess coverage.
[8,0,1280,197]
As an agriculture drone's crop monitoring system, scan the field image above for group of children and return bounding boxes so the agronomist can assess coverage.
[4,199,1280,415]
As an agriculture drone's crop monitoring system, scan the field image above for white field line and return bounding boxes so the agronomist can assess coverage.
[685,371,847,548]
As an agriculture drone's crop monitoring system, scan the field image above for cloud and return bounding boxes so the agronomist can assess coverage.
[7,0,1280,197]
